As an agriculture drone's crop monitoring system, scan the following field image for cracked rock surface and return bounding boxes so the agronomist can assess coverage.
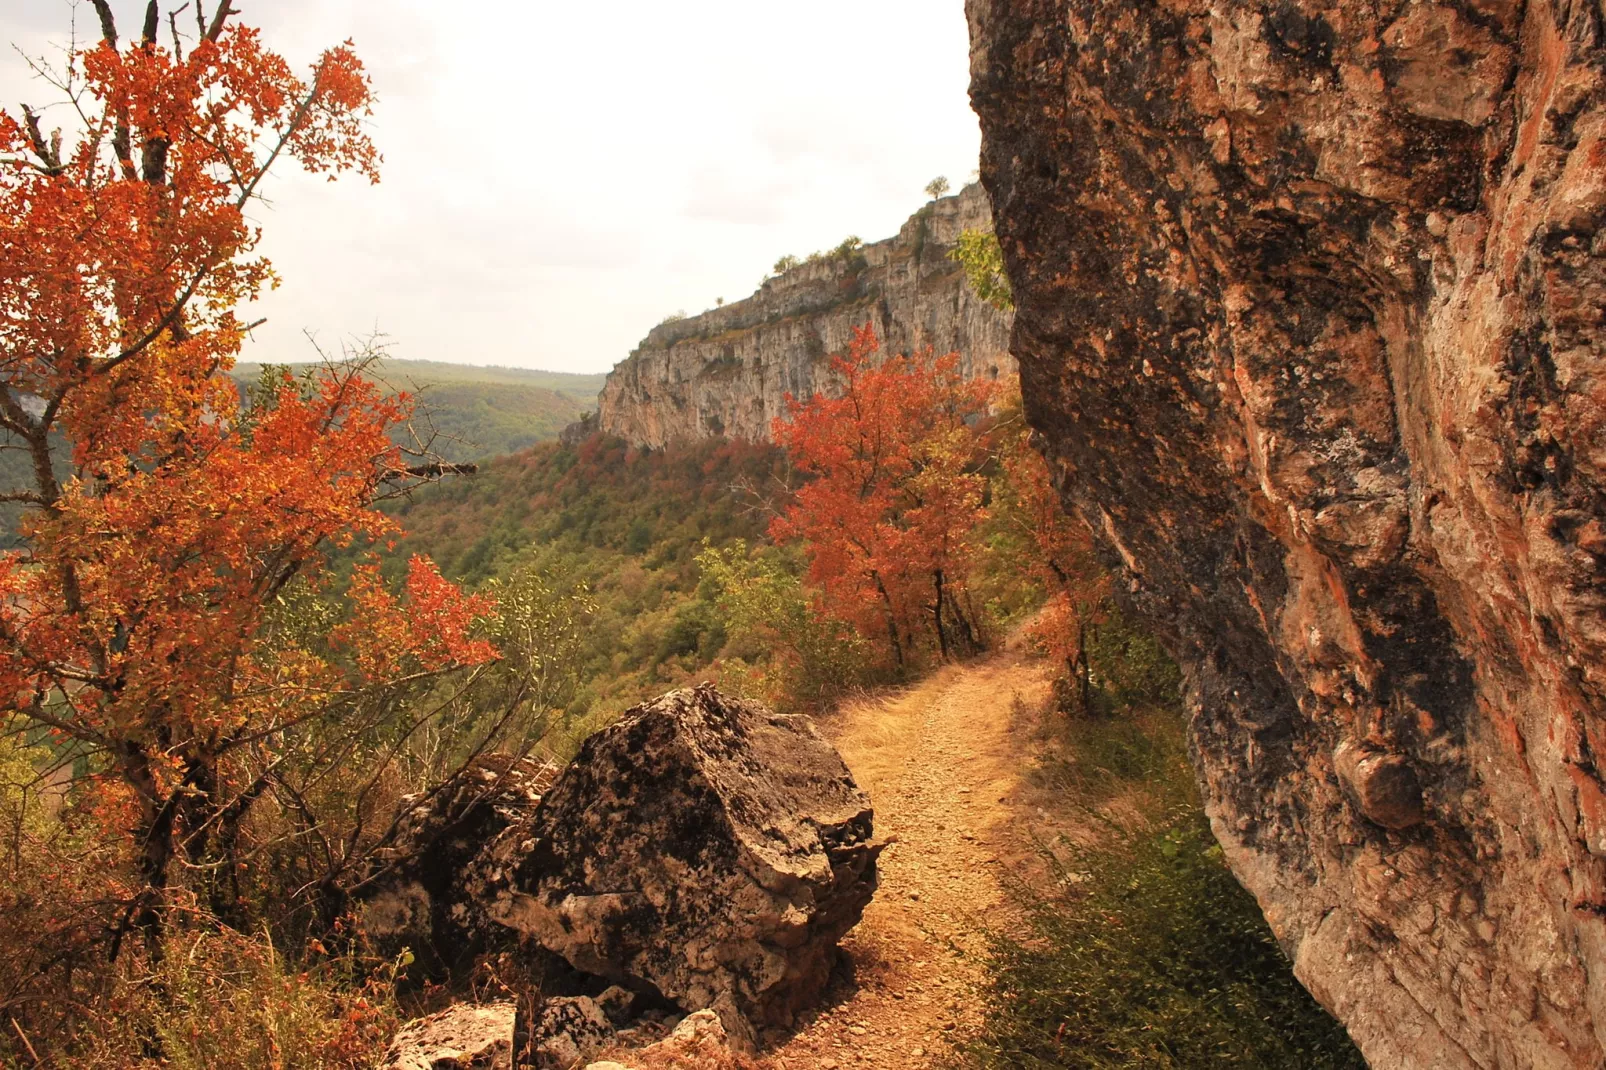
[967,0,1606,1064]
[480,686,884,1049]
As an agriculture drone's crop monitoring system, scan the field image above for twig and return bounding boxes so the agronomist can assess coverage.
[9,1016,41,1067]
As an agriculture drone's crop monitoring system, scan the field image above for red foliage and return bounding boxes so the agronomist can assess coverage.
[771,325,995,667]
[0,6,490,948]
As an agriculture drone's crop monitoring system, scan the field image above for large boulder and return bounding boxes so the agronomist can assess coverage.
[478,685,883,1047]
[361,755,558,974]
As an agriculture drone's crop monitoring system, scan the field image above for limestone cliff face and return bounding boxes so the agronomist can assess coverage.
[968,0,1606,1066]
[598,185,1014,448]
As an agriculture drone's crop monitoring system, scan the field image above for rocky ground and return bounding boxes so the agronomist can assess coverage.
[752,647,1079,1069]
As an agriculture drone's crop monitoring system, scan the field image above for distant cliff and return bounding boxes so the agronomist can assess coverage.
[598,184,1014,448]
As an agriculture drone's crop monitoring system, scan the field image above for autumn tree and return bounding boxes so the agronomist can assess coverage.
[771,325,993,669]
[990,415,1111,712]
[925,175,951,200]
[0,1,514,967]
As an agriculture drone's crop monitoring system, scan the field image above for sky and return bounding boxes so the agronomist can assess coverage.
[1,1,983,374]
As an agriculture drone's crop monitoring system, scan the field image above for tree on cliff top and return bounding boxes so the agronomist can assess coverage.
[0,1,498,957]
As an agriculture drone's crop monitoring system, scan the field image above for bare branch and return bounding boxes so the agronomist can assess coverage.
[169,4,190,60]
[18,105,64,174]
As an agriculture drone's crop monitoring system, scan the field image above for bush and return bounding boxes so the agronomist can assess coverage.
[72,926,403,1070]
[696,540,871,709]
[964,812,1365,1069]
[1086,606,1182,711]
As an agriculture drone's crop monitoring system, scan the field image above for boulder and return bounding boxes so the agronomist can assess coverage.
[383,1002,515,1070]
[479,685,883,1047]
[361,755,559,975]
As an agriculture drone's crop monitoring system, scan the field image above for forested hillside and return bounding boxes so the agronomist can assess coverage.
[372,433,789,742]
[235,359,607,461]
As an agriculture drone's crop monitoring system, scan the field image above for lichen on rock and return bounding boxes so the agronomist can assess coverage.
[966,0,1606,1064]
[481,685,884,1049]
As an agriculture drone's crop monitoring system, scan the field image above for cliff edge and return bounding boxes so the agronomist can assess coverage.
[968,0,1606,1065]
[598,184,1015,448]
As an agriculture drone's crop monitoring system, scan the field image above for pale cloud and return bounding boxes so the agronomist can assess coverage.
[0,1,981,374]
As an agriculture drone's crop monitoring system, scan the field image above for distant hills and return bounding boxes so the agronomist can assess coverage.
[1,359,609,546]
[233,358,609,463]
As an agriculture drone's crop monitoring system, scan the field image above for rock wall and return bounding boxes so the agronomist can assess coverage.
[967,0,1606,1067]
[597,185,1015,448]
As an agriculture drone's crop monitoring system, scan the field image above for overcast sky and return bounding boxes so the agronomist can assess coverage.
[2,1,982,374]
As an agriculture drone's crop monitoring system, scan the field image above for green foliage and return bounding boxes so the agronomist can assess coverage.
[965,810,1365,1070]
[967,662,1362,1070]
[374,434,788,731]
[951,229,1014,312]
[1087,606,1182,710]
[696,540,871,708]
[926,175,952,200]
[773,253,802,274]
[0,730,50,841]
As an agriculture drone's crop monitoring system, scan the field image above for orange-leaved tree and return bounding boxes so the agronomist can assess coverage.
[991,418,1111,712]
[0,2,499,957]
[771,325,995,669]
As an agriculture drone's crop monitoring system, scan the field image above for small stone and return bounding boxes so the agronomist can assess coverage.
[383,1002,515,1070]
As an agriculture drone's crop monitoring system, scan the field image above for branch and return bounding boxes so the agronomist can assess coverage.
[169,5,190,61]
[384,460,478,481]
[18,106,64,175]
[88,0,118,48]
[205,2,238,42]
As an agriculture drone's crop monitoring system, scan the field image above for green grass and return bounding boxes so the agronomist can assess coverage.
[964,667,1364,1068]
[965,808,1365,1069]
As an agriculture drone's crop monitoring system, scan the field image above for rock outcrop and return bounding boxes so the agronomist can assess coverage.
[363,755,559,975]
[365,687,881,1051]
[598,184,1014,448]
[480,686,883,1049]
[967,0,1606,1066]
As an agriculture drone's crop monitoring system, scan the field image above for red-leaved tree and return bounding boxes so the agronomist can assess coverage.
[0,2,497,960]
[771,325,994,669]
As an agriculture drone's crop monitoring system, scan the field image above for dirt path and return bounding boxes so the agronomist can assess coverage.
[759,649,1071,1069]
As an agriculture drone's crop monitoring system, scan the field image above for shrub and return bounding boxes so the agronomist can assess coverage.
[950,229,1013,311]
[72,925,404,1070]
[966,691,1364,1070]
[696,540,871,709]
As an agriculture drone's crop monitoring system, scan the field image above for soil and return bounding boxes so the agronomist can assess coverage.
[756,647,1082,1069]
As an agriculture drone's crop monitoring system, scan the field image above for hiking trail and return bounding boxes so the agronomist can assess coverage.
[759,647,1077,1069]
